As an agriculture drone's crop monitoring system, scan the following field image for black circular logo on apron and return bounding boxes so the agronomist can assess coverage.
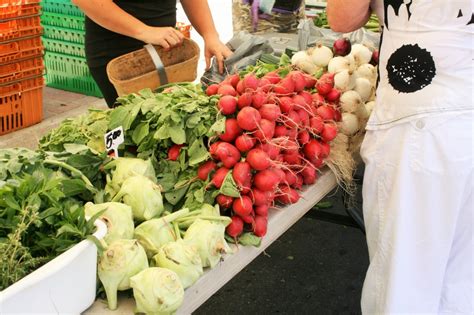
[386,44,436,93]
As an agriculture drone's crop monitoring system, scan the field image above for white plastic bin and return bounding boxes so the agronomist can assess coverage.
[0,219,107,314]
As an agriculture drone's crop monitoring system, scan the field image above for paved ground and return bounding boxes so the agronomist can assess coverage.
[196,178,369,315]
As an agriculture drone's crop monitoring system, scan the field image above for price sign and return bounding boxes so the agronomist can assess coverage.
[104,126,124,158]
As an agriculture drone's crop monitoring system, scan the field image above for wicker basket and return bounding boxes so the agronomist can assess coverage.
[106,38,200,96]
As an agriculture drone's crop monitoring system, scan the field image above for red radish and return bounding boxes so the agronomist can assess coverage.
[226,74,240,88]
[274,125,288,137]
[197,160,217,180]
[237,92,253,109]
[297,109,310,126]
[280,77,295,94]
[255,204,269,217]
[316,73,335,95]
[274,154,284,163]
[226,216,244,237]
[235,134,256,152]
[317,105,336,121]
[312,93,325,107]
[252,91,267,109]
[276,186,300,204]
[168,144,183,161]
[284,152,301,165]
[247,149,271,171]
[243,73,259,91]
[292,94,308,107]
[218,95,237,115]
[237,107,261,131]
[253,215,267,237]
[299,91,313,106]
[285,170,298,186]
[209,141,222,159]
[287,128,298,140]
[236,80,245,94]
[321,124,338,142]
[289,71,306,92]
[303,139,322,161]
[320,141,330,158]
[219,118,242,142]
[283,110,301,129]
[252,188,270,206]
[333,109,342,122]
[217,194,234,209]
[310,116,324,134]
[233,195,253,217]
[258,78,272,93]
[371,49,379,66]
[264,71,281,84]
[212,167,230,188]
[311,158,324,169]
[279,96,294,113]
[233,162,252,192]
[259,104,281,121]
[301,164,317,185]
[217,84,237,96]
[206,84,219,96]
[271,168,286,184]
[304,75,317,89]
[279,138,299,153]
[216,142,241,168]
[258,142,280,160]
[273,84,289,95]
[241,214,255,224]
[297,130,311,145]
[254,119,275,141]
[293,174,304,190]
[254,169,280,191]
[333,37,352,56]
[326,88,341,102]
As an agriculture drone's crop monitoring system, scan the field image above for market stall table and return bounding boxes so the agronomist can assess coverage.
[85,168,337,315]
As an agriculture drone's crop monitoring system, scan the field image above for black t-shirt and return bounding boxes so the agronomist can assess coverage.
[85,0,177,68]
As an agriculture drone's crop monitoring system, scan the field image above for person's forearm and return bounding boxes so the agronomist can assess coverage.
[180,0,219,41]
[72,0,149,41]
[327,0,371,33]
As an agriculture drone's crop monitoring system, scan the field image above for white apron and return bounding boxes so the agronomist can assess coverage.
[361,0,474,313]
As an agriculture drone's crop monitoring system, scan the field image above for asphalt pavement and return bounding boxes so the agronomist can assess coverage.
[195,178,369,315]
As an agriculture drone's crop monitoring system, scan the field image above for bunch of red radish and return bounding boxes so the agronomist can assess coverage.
[197,70,341,240]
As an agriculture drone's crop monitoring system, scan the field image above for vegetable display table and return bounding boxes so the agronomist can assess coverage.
[84,169,337,314]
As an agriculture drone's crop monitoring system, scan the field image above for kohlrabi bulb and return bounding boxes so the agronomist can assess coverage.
[152,239,203,289]
[130,267,184,315]
[112,174,164,221]
[97,239,148,310]
[84,202,134,245]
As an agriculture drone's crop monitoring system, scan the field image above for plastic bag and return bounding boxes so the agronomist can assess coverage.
[200,31,274,86]
[297,19,381,51]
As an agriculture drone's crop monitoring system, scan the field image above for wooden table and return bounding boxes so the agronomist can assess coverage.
[85,169,337,315]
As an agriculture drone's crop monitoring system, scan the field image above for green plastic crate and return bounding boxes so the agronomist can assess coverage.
[40,0,84,17]
[44,52,102,97]
[42,37,85,57]
[42,25,85,44]
[41,11,84,30]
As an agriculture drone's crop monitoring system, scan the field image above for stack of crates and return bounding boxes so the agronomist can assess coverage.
[40,0,102,97]
[0,0,44,135]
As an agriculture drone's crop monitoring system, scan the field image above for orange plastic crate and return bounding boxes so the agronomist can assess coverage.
[0,76,43,135]
[0,55,43,84]
[0,35,43,62]
[0,15,41,42]
[0,3,41,20]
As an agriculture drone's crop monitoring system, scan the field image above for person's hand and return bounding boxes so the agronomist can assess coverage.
[204,36,232,74]
[137,26,184,49]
